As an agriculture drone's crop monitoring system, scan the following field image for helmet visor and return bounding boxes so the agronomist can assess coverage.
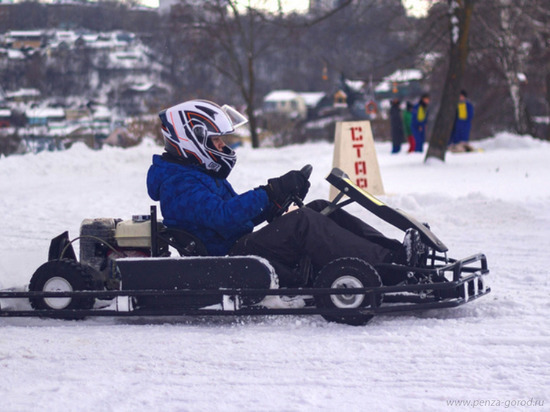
[205,135,236,157]
[221,105,248,130]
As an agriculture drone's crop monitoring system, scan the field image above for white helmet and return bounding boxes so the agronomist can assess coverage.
[159,99,248,178]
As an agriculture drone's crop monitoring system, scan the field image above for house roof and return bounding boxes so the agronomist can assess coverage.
[7,30,44,38]
[375,69,423,93]
[5,88,41,99]
[8,49,25,59]
[298,92,325,107]
[26,107,65,118]
[384,69,423,82]
[128,82,156,92]
[345,79,365,92]
[264,90,300,102]
[92,105,111,119]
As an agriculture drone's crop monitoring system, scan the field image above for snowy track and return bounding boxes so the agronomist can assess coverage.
[0,134,548,411]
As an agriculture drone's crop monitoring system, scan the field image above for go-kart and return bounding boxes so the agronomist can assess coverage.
[0,166,490,326]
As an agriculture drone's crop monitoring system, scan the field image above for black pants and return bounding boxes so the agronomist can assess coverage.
[230,200,405,286]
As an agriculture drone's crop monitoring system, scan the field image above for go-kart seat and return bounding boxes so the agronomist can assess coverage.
[159,226,312,286]
[159,227,209,257]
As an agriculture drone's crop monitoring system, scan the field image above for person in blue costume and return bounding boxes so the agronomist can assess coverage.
[449,90,475,152]
[411,93,430,152]
[147,100,422,286]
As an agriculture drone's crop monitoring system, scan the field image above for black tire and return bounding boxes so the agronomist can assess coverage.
[313,258,382,326]
[29,259,95,316]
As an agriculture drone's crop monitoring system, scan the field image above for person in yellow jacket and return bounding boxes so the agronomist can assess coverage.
[449,90,475,152]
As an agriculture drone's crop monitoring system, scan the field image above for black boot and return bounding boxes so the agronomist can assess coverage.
[403,228,426,267]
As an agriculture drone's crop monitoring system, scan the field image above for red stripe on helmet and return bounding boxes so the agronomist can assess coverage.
[167,139,183,157]
[186,112,221,133]
[170,111,188,141]
[185,149,203,164]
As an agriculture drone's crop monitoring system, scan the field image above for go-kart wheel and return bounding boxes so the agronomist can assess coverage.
[29,259,95,316]
[313,258,382,326]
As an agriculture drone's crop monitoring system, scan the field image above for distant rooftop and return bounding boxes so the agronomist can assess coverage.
[375,69,423,93]
[5,88,41,99]
[298,92,325,107]
[264,90,300,102]
[6,30,44,38]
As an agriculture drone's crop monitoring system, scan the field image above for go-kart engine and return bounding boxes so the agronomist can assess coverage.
[79,218,152,285]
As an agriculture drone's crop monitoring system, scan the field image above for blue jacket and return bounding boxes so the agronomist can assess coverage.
[411,102,428,138]
[147,154,270,256]
[450,100,474,144]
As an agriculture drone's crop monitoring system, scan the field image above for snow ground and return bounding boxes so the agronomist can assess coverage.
[0,132,549,411]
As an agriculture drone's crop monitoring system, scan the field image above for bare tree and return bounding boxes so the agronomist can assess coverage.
[473,0,535,135]
[168,0,352,148]
[533,3,550,137]
[205,1,270,148]
[526,1,550,139]
[302,1,411,83]
[426,0,475,162]
[453,0,550,139]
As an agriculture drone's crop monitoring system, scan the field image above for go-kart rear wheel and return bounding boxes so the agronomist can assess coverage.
[29,259,95,317]
[314,258,382,326]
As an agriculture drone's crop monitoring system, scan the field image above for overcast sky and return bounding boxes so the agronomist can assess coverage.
[143,0,431,18]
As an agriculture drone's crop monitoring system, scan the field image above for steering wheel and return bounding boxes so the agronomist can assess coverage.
[271,164,312,220]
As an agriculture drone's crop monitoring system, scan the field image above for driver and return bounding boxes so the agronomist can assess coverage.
[147,99,422,286]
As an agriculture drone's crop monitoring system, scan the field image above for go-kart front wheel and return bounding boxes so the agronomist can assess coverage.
[29,259,95,317]
[314,258,382,326]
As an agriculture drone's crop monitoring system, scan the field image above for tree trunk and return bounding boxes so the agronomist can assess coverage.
[499,0,530,135]
[425,0,475,162]
[245,50,261,149]
[246,103,260,148]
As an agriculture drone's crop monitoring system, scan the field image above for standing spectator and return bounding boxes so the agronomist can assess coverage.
[449,90,475,152]
[411,93,430,153]
[403,101,415,152]
[390,98,404,154]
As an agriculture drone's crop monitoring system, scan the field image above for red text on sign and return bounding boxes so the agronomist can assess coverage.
[350,127,363,141]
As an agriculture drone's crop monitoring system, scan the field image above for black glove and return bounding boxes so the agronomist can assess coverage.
[263,170,310,209]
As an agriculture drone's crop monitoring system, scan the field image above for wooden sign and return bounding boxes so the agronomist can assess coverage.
[330,120,384,199]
